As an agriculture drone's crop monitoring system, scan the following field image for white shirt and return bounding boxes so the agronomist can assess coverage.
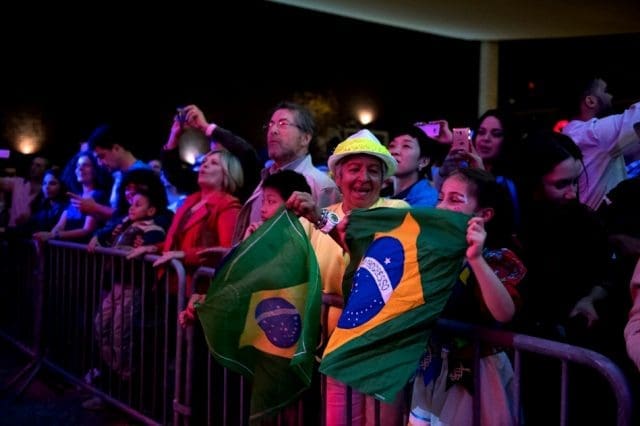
[563,102,640,209]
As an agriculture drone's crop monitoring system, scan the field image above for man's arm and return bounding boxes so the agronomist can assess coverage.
[68,193,114,222]
[184,104,262,199]
[593,102,640,155]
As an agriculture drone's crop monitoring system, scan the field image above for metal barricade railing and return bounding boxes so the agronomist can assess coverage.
[2,241,634,426]
[435,319,633,426]
[323,294,633,426]
[0,237,42,349]
[174,280,634,426]
[1,238,187,425]
[0,236,45,394]
[174,266,252,426]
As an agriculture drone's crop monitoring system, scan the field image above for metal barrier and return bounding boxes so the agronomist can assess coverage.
[172,270,634,426]
[1,243,634,426]
[174,266,310,426]
[0,238,187,425]
[173,266,251,426]
[435,319,633,426]
[322,293,633,426]
[0,237,41,346]
[0,236,45,394]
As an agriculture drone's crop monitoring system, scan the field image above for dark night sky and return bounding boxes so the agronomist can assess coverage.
[1,2,638,168]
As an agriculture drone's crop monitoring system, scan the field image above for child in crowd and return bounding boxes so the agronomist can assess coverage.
[100,189,166,250]
[243,170,312,239]
[409,168,526,426]
[83,187,167,411]
[88,168,171,252]
[95,186,166,371]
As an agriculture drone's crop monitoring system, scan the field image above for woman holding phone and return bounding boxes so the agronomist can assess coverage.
[435,109,522,229]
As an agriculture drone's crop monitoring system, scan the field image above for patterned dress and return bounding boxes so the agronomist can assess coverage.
[409,248,526,426]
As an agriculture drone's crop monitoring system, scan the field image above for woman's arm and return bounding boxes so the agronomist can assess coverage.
[33,211,68,241]
[56,214,98,241]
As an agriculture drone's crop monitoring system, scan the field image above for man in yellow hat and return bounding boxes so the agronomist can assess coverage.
[287,128,408,426]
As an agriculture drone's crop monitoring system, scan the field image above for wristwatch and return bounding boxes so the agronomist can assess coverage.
[315,208,340,234]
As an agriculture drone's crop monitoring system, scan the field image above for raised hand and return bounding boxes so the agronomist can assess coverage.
[286,191,321,223]
[183,105,209,133]
[465,217,486,260]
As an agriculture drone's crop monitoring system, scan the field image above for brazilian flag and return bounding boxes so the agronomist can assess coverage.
[319,207,468,401]
[197,208,321,421]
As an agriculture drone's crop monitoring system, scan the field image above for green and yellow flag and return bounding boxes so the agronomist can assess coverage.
[319,207,468,401]
[197,208,321,420]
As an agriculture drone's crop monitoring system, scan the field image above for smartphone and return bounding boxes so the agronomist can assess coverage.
[176,107,187,125]
[452,128,472,151]
[0,149,10,159]
[414,122,440,138]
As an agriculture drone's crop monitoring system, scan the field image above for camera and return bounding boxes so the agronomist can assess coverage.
[176,107,187,125]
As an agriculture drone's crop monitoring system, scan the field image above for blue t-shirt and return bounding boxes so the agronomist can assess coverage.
[64,189,109,242]
[391,179,438,207]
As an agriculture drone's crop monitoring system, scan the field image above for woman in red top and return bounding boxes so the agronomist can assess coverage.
[149,149,243,295]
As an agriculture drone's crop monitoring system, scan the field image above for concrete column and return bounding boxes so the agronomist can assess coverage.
[478,41,499,115]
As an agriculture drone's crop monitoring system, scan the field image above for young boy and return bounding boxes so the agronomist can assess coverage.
[111,190,166,250]
[92,188,165,393]
[243,170,312,239]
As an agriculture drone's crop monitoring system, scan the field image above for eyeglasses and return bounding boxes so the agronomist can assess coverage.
[263,119,302,131]
[547,176,580,190]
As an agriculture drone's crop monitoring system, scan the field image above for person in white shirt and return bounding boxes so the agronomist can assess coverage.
[562,77,640,210]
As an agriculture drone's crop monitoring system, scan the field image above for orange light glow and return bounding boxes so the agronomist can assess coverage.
[357,108,375,126]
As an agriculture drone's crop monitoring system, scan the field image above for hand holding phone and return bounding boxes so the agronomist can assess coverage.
[452,128,472,152]
[176,107,188,125]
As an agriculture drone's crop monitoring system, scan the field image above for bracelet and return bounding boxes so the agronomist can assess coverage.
[314,209,328,229]
[314,208,340,234]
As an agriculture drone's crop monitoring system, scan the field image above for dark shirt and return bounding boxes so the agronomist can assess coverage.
[517,201,610,340]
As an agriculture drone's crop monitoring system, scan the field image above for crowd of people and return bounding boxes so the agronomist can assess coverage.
[1,76,640,424]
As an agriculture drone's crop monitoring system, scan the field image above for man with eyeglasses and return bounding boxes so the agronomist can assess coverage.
[562,77,640,210]
[178,102,340,243]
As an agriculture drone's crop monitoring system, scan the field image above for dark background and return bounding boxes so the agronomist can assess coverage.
[1,2,639,170]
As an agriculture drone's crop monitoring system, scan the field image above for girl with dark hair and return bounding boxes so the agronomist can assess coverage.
[410,167,526,426]
[62,150,112,196]
[21,167,69,235]
[515,130,618,425]
[472,109,519,179]
[33,153,109,243]
[436,110,522,229]
[516,131,611,339]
